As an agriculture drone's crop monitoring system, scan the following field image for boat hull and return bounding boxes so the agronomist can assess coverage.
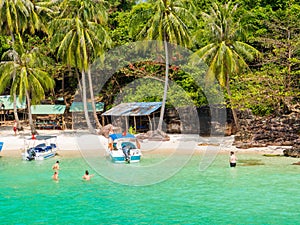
[110,152,141,163]
[22,150,56,161]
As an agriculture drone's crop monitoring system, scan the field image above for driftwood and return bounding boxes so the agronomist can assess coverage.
[98,124,113,138]
[136,130,170,141]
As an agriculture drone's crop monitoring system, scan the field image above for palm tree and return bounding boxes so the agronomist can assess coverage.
[191,1,260,131]
[49,0,111,131]
[130,0,196,132]
[0,0,46,129]
[0,41,55,134]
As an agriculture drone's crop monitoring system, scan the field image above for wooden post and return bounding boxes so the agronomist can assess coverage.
[134,116,137,132]
[153,113,156,130]
[125,116,128,132]
[148,115,152,131]
[102,116,105,127]
[72,113,74,130]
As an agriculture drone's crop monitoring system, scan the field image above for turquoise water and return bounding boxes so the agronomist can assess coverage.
[0,154,299,225]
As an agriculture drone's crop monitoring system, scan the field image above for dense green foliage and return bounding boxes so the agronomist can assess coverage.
[0,0,299,118]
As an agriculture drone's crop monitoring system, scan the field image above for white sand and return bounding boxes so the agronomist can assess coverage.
[0,127,291,157]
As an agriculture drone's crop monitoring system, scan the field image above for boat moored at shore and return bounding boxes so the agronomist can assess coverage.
[22,135,58,161]
[107,133,142,163]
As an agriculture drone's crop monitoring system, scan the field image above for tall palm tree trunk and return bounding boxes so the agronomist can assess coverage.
[81,70,94,132]
[12,93,21,128]
[25,91,36,135]
[75,69,83,97]
[157,36,169,131]
[225,63,239,132]
[11,33,21,129]
[226,83,239,132]
[88,65,101,129]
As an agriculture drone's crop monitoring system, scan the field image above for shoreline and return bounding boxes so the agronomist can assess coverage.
[0,129,292,158]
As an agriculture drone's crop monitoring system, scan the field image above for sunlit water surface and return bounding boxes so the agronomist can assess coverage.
[0,153,299,224]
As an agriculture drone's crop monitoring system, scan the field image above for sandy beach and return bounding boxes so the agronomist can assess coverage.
[0,125,292,159]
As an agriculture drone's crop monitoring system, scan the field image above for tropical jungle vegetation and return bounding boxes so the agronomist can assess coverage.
[0,0,299,133]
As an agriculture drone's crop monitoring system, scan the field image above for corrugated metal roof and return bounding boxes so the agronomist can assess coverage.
[69,102,104,112]
[102,102,162,116]
[0,95,26,110]
[31,105,66,114]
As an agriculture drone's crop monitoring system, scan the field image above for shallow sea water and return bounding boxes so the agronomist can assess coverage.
[0,153,299,225]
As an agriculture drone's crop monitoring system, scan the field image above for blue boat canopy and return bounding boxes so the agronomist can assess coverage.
[102,102,162,116]
[109,133,135,141]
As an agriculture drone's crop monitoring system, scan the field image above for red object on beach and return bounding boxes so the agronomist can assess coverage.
[122,131,126,136]
[31,134,36,140]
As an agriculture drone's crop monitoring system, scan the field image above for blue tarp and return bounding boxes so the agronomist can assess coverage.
[109,133,135,141]
[0,142,3,151]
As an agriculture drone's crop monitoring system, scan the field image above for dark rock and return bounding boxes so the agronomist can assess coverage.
[234,111,300,155]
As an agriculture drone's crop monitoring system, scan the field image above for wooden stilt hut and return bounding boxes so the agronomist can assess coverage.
[31,105,66,130]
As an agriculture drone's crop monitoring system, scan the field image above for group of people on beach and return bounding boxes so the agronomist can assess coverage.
[52,160,94,181]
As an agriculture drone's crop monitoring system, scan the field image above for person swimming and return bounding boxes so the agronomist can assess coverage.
[82,170,94,181]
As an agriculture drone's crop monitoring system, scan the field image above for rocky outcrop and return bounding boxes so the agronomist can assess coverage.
[234,111,300,157]
[283,138,300,158]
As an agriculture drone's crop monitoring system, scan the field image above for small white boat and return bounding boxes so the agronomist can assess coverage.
[108,133,142,163]
[22,135,58,161]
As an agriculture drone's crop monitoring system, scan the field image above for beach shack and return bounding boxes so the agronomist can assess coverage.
[101,102,162,133]
[0,95,26,124]
[69,101,104,129]
[31,104,66,130]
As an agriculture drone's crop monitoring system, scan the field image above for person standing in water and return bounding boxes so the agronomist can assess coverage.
[52,171,59,181]
[229,151,237,167]
[52,161,60,172]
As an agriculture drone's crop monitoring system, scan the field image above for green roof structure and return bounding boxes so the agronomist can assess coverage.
[31,105,66,114]
[69,102,104,112]
[0,95,26,110]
